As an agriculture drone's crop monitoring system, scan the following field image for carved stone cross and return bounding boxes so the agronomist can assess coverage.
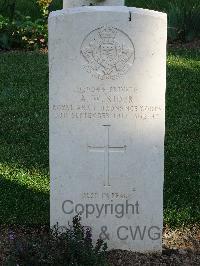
[88,125,127,187]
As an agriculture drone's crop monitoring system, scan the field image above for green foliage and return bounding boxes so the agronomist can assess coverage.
[0,13,47,50]
[37,0,53,18]
[126,0,170,11]
[6,215,108,265]
[0,0,17,21]
[168,1,200,42]
[0,0,62,20]
[0,15,10,49]
[127,0,200,42]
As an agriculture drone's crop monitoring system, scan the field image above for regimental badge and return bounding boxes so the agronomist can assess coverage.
[80,26,135,80]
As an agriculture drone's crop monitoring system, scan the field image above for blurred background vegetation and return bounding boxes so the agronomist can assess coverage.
[0,0,200,49]
[0,0,61,20]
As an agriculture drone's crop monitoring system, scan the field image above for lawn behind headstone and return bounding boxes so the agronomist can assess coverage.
[165,49,200,226]
[0,49,199,226]
[0,52,49,224]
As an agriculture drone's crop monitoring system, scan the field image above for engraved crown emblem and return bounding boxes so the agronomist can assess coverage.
[81,26,135,80]
[99,27,117,44]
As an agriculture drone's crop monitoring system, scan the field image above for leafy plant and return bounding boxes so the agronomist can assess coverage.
[0,0,17,21]
[0,15,11,49]
[168,0,200,42]
[0,13,48,50]
[37,0,53,18]
[6,215,109,265]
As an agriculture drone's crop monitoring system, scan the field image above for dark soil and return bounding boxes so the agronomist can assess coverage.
[0,225,199,265]
[107,248,200,265]
[168,39,200,49]
[107,226,200,265]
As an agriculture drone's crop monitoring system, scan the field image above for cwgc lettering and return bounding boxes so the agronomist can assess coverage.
[49,4,167,252]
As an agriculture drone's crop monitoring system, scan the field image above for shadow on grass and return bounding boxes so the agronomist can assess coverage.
[0,51,49,175]
[0,176,49,225]
[0,52,49,224]
[0,50,199,226]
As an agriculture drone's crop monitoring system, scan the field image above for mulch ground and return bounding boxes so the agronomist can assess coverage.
[107,249,200,265]
[107,226,200,265]
[0,225,199,265]
[168,39,200,50]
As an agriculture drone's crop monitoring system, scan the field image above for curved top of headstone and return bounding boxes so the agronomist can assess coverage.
[63,0,124,8]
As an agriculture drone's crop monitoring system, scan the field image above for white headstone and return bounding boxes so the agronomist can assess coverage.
[63,0,124,8]
[49,5,167,253]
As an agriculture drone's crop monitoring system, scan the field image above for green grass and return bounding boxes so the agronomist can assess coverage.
[0,49,199,226]
[0,52,49,224]
[164,49,200,226]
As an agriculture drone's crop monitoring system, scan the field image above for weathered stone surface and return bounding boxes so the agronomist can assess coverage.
[49,6,167,252]
[63,0,124,8]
